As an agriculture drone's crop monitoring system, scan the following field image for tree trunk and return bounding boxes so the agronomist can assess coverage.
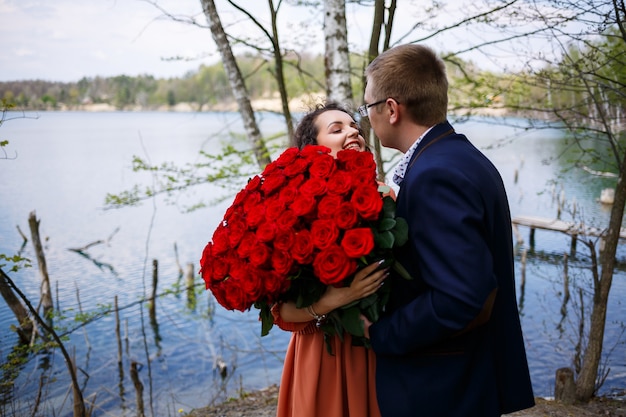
[365,0,396,182]
[575,150,626,401]
[200,0,271,168]
[268,0,295,141]
[324,0,353,106]
[0,267,33,343]
[28,211,53,317]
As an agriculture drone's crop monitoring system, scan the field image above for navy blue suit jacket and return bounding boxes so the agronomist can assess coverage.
[370,122,535,416]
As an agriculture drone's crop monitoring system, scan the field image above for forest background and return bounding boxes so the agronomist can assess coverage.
[0,52,508,115]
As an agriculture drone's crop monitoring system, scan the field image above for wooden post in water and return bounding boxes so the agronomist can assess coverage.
[555,367,575,404]
[115,295,124,404]
[149,259,158,322]
[130,361,145,417]
[185,263,195,307]
[115,295,123,365]
[28,211,53,317]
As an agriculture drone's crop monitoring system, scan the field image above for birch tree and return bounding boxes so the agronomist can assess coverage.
[200,0,271,167]
[324,0,353,105]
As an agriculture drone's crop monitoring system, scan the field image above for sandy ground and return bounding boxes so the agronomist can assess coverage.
[186,385,625,417]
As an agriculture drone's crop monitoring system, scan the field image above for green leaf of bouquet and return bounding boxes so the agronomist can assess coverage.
[359,293,378,310]
[378,218,396,232]
[340,307,364,337]
[375,230,395,249]
[393,260,413,280]
[392,217,409,247]
[381,197,396,218]
[258,304,274,336]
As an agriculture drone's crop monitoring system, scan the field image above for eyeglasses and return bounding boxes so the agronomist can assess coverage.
[357,98,399,117]
[357,99,387,117]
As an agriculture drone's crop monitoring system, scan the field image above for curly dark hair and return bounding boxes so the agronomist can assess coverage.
[291,102,361,149]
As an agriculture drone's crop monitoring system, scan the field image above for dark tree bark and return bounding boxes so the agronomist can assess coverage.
[0,267,33,343]
[200,0,271,168]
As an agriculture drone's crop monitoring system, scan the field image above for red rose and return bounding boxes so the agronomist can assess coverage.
[226,217,247,247]
[261,171,287,195]
[243,191,262,213]
[337,149,376,172]
[350,169,377,188]
[300,177,328,197]
[246,175,263,191]
[309,153,336,178]
[301,145,331,158]
[256,221,277,243]
[199,243,213,279]
[317,194,344,219]
[335,202,359,229]
[265,195,287,219]
[327,170,353,195]
[249,243,272,267]
[271,249,294,276]
[275,208,299,231]
[313,244,357,285]
[223,204,242,223]
[200,249,231,284]
[283,157,310,177]
[212,277,251,312]
[236,231,258,258]
[232,188,249,207]
[274,147,299,168]
[260,270,287,301]
[310,219,340,249]
[274,229,295,252]
[245,202,265,228]
[288,174,306,189]
[210,255,230,281]
[341,228,375,258]
[210,225,230,255]
[351,187,384,221]
[292,229,315,264]
[291,193,316,217]
[278,184,298,205]
[233,266,263,306]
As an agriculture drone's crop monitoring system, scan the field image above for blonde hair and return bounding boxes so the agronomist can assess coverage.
[365,44,448,126]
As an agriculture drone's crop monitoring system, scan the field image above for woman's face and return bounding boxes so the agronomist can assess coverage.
[314,110,366,157]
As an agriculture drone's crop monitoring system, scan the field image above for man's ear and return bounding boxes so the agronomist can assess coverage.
[388,99,401,125]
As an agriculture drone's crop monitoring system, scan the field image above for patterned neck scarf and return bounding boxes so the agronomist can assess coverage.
[392,126,434,186]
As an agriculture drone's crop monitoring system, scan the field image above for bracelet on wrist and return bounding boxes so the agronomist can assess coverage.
[306,304,327,327]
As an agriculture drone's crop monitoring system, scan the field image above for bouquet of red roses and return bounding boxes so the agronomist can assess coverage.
[200,145,409,347]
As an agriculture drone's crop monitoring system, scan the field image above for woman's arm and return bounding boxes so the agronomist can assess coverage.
[279,260,389,323]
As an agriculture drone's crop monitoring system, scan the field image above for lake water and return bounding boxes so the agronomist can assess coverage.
[1,111,624,416]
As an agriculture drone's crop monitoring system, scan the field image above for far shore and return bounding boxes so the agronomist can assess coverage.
[19,96,510,117]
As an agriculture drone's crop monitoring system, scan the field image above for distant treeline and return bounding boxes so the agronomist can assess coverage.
[0,53,330,111]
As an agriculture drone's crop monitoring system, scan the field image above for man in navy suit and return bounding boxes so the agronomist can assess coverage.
[361,44,535,416]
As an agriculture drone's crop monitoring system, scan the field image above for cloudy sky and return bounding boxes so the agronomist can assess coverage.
[0,0,371,82]
[0,0,532,83]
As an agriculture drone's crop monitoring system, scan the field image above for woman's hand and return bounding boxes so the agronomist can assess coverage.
[323,260,389,308]
[278,260,389,323]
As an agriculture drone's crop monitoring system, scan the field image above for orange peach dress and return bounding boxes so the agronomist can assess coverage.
[272,305,381,417]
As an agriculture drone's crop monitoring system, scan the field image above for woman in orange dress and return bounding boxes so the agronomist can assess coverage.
[272,102,388,417]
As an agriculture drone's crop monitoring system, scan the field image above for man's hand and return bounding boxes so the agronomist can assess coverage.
[361,314,373,339]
